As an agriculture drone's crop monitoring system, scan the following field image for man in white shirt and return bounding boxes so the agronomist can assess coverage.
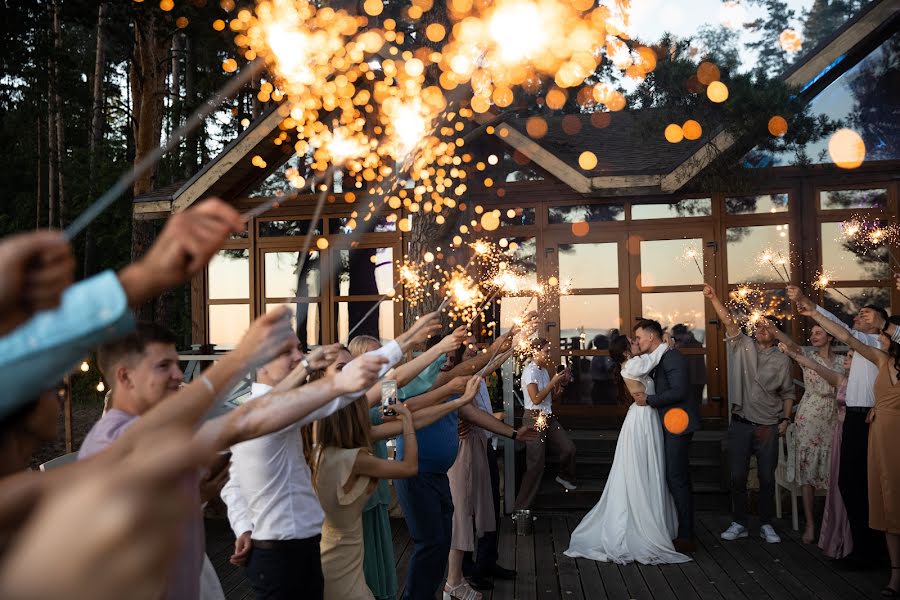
[221,317,436,600]
[789,285,887,563]
[513,338,575,511]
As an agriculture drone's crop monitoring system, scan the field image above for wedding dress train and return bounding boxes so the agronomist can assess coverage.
[564,345,691,565]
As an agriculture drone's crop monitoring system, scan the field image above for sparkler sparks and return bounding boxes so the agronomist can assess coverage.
[756,247,790,282]
[812,269,856,307]
[839,217,900,274]
[681,245,704,278]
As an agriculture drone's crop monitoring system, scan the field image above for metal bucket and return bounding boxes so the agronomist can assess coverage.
[515,509,533,536]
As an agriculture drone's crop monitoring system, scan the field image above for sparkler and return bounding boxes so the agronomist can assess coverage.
[756,248,789,282]
[534,411,549,432]
[840,217,900,275]
[681,245,704,278]
[812,270,857,307]
[64,59,266,240]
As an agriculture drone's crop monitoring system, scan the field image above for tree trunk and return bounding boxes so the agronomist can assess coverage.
[251,70,261,119]
[403,213,457,329]
[52,0,66,230]
[171,33,182,134]
[36,117,43,229]
[85,1,107,276]
[183,36,196,179]
[47,73,57,229]
[130,10,170,321]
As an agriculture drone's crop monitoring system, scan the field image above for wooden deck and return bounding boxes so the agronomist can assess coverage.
[206,511,885,600]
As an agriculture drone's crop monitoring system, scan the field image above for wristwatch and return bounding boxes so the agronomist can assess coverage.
[510,429,518,441]
[300,358,311,371]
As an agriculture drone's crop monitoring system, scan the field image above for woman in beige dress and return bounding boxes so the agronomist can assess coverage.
[801,306,900,597]
[311,348,481,600]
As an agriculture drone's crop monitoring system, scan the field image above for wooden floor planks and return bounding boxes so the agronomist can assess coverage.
[206,511,885,600]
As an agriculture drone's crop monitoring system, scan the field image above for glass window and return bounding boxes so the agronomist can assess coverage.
[549,204,624,224]
[498,296,534,333]
[264,251,321,299]
[500,237,537,289]
[727,224,791,284]
[559,294,621,349]
[632,198,712,220]
[336,247,394,296]
[266,303,321,348]
[821,222,891,280]
[725,193,789,215]
[209,304,250,348]
[640,239,704,287]
[728,288,791,328]
[559,243,618,288]
[558,354,605,406]
[335,301,396,344]
[641,292,706,347]
[208,250,249,300]
[497,207,536,227]
[823,287,891,325]
[259,220,323,237]
[743,32,900,167]
[820,188,888,211]
[328,216,397,234]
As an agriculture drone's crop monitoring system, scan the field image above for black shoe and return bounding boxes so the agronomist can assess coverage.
[489,565,517,580]
[467,576,494,591]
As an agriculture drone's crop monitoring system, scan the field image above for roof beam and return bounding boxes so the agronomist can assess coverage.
[172,105,290,213]
[494,123,593,194]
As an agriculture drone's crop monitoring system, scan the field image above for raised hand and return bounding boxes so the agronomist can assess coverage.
[335,354,389,394]
[515,425,540,442]
[702,284,715,300]
[447,375,471,396]
[0,230,75,336]
[436,326,468,354]
[393,400,412,421]
[118,198,244,307]
[787,285,815,313]
[404,310,442,346]
[777,342,797,359]
[232,307,296,370]
[461,376,482,403]
[307,343,343,370]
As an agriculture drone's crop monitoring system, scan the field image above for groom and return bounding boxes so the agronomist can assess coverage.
[632,319,700,553]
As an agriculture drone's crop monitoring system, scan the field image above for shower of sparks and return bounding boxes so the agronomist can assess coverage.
[681,245,705,278]
[728,284,789,334]
[756,248,789,282]
[397,259,434,307]
[439,267,485,321]
[812,270,857,307]
[534,410,550,433]
[839,217,900,275]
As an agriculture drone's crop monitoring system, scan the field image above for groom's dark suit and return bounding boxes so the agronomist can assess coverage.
[648,347,700,541]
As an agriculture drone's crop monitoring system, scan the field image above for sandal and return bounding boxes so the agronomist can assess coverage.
[443,581,482,600]
[881,567,900,598]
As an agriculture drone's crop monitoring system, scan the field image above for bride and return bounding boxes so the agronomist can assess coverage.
[564,334,691,565]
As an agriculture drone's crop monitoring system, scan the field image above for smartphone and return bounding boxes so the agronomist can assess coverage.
[556,364,566,374]
[382,380,398,417]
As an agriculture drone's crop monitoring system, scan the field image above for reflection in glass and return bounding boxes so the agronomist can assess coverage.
[821,188,888,211]
[336,248,394,296]
[498,207,536,227]
[559,294,620,350]
[640,239,704,287]
[559,243,618,288]
[259,220,322,237]
[632,198,712,220]
[208,250,249,300]
[726,225,790,284]
[209,304,250,347]
[823,287,891,325]
[329,216,397,234]
[267,303,321,348]
[336,301,395,344]
[559,354,600,406]
[725,193,789,215]
[500,237,537,288]
[641,292,706,346]
[264,252,320,298]
[821,222,890,280]
[548,204,624,224]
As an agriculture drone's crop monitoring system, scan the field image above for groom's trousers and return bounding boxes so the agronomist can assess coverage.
[664,430,695,540]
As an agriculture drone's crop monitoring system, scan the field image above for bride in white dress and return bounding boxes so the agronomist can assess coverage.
[565,334,691,565]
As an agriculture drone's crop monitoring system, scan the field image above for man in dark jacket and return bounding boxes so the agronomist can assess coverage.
[631,319,700,553]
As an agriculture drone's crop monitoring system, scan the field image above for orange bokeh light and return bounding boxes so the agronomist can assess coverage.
[767,115,788,137]
[682,120,702,140]
[664,407,689,434]
[828,128,866,169]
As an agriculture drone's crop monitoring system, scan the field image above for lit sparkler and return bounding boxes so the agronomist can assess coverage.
[840,217,900,275]
[681,245,704,278]
[534,411,550,432]
[756,248,789,282]
[812,270,857,307]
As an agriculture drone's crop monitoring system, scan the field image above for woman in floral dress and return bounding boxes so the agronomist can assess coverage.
[772,322,844,543]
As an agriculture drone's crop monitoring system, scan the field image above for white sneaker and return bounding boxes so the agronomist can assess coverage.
[555,476,577,491]
[720,522,748,540]
[760,524,781,543]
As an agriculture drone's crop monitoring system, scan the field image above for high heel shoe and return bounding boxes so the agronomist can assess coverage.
[443,581,482,600]
[881,566,900,598]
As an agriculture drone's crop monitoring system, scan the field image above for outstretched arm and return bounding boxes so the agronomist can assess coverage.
[801,306,886,366]
[703,284,741,339]
[778,344,846,389]
[371,377,481,440]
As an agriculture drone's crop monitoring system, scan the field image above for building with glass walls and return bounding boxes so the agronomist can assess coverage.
[133,2,899,427]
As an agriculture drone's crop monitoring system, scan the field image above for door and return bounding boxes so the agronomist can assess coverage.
[543,227,724,421]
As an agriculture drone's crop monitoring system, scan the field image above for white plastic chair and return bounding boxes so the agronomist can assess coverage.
[39,452,78,471]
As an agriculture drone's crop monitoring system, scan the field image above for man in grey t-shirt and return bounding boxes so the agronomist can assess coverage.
[703,285,795,544]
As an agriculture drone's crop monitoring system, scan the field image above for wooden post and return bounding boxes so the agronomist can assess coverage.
[63,376,73,453]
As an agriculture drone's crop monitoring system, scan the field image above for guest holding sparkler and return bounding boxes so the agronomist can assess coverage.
[513,337,577,511]
[703,285,794,544]
[780,346,854,558]
[787,285,889,566]
[765,320,844,544]
[393,328,536,600]
[796,304,900,596]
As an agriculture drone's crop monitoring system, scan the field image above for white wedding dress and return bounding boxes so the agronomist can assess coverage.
[564,344,691,565]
